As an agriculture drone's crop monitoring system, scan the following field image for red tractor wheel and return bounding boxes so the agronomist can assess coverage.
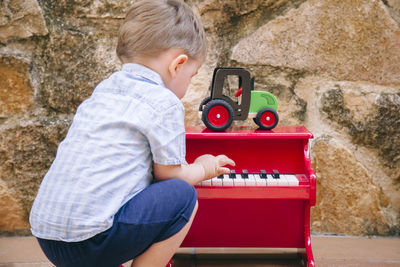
[255,108,279,130]
[202,99,234,132]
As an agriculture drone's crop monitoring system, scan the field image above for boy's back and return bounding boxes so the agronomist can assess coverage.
[30,63,186,241]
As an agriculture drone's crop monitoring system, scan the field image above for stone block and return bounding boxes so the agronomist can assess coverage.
[0,0,48,43]
[0,116,71,220]
[320,85,400,171]
[40,0,134,19]
[38,27,120,113]
[311,137,391,235]
[0,179,29,232]
[231,0,400,85]
[0,55,34,118]
[195,0,305,34]
[383,0,400,25]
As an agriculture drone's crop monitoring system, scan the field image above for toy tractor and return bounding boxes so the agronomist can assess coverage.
[199,67,279,132]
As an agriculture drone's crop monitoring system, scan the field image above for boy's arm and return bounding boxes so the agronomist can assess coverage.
[153,154,235,186]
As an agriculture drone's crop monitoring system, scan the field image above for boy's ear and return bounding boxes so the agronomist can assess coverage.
[168,54,188,78]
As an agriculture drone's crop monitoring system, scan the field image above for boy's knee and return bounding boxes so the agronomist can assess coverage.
[165,179,197,214]
[176,179,196,201]
[169,179,196,197]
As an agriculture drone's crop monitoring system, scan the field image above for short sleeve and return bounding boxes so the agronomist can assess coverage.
[146,103,186,165]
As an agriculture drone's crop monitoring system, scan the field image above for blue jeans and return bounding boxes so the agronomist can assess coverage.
[37,179,197,267]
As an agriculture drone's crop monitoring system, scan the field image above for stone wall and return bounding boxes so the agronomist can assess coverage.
[0,0,399,236]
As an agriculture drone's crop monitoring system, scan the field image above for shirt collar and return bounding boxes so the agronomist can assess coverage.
[121,63,165,87]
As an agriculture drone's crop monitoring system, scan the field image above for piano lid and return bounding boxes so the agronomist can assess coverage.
[185,125,314,140]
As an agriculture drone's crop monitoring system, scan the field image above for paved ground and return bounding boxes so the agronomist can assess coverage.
[0,235,399,266]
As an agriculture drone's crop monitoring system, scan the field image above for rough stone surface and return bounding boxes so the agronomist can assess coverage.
[320,86,400,172]
[0,116,71,214]
[384,0,400,25]
[0,179,29,232]
[295,76,400,225]
[37,26,121,114]
[0,0,48,43]
[0,0,399,236]
[40,0,135,19]
[231,0,400,86]
[0,56,34,118]
[191,0,306,35]
[311,137,391,235]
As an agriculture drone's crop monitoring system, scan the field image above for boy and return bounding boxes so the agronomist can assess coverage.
[29,1,235,266]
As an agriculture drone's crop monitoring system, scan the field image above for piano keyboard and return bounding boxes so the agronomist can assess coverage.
[197,169,308,187]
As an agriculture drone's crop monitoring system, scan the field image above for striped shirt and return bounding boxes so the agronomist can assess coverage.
[29,63,186,242]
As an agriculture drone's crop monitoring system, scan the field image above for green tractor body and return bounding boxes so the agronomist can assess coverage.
[249,91,278,114]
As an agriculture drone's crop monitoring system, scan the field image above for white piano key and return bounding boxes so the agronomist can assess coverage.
[246,174,257,186]
[266,174,279,186]
[285,174,299,186]
[254,173,267,186]
[202,179,212,186]
[277,175,289,186]
[211,176,223,186]
[196,181,203,187]
[230,175,237,186]
[235,174,246,186]
[223,174,234,186]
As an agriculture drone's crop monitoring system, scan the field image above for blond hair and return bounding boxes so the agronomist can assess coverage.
[116,0,207,63]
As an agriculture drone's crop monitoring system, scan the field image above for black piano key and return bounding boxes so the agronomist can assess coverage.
[229,169,236,178]
[272,169,280,179]
[260,169,267,178]
[218,174,224,179]
[242,169,248,179]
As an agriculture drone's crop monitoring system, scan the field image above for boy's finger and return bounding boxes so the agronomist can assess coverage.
[218,167,231,174]
[217,155,235,166]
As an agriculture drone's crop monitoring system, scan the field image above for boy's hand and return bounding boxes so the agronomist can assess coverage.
[194,154,235,180]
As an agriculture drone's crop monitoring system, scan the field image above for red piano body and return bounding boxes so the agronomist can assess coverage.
[181,126,316,267]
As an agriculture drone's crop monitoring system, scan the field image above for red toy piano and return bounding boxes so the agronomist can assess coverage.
[180,126,317,267]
